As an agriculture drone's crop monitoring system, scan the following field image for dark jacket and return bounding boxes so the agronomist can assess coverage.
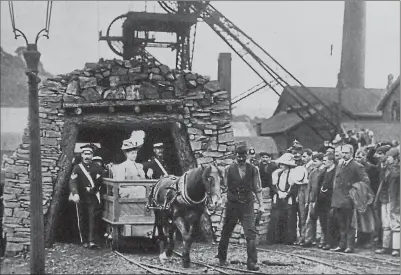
[361,160,380,193]
[143,157,170,179]
[69,162,103,200]
[307,166,325,203]
[331,159,370,209]
[317,166,336,207]
[258,162,277,189]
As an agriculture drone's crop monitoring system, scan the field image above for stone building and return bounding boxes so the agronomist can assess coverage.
[2,54,243,256]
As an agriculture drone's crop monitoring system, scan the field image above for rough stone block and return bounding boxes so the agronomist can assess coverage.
[204,80,220,93]
[218,132,234,143]
[6,242,24,253]
[187,128,203,136]
[79,77,97,89]
[190,141,202,151]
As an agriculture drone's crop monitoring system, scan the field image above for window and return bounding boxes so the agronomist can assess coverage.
[391,101,400,121]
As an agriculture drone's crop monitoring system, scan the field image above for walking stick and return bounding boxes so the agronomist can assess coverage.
[75,203,83,244]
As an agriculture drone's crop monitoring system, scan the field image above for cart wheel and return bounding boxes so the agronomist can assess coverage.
[111,226,120,251]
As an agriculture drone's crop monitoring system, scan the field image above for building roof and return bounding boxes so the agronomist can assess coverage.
[342,121,400,143]
[377,76,400,111]
[275,86,386,117]
[259,111,302,135]
[234,136,278,155]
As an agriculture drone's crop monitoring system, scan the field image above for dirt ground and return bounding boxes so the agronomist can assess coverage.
[1,239,399,274]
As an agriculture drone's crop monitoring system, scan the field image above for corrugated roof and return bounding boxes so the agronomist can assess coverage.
[234,136,278,154]
[260,111,302,135]
[276,86,386,117]
[377,76,400,111]
[342,121,400,143]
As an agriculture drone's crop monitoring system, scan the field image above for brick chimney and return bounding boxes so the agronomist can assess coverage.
[339,0,366,89]
[218,53,232,112]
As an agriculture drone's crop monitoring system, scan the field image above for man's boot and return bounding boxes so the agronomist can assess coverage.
[246,240,259,271]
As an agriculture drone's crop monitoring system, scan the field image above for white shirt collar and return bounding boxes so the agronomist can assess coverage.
[343,158,353,166]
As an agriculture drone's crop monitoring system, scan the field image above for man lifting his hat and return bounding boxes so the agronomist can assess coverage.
[216,143,265,271]
[112,139,147,180]
[69,143,104,249]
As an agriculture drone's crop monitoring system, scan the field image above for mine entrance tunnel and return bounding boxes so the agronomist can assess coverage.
[54,122,185,243]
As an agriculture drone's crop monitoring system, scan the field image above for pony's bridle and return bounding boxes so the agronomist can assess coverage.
[204,162,224,215]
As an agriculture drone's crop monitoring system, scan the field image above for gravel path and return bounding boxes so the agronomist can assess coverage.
[1,241,399,274]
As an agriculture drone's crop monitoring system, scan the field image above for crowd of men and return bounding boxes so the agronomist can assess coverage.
[250,130,400,257]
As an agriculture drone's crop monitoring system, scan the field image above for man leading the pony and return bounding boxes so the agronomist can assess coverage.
[216,143,265,271]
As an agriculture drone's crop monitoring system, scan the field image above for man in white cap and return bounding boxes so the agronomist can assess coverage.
[112,139,147,180]
[69,143,103,249]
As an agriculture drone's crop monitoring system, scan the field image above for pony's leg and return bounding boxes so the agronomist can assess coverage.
[155,211,168,264]
[175,216,194,268]
[166,223,176,259]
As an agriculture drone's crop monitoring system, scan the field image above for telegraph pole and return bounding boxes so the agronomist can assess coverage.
[8,2,53,273]
[24,44,45,274]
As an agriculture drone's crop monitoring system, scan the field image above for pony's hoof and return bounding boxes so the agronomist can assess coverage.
[159,253,168,264]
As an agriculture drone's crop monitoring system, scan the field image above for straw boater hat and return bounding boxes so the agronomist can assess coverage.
[274,153,297,167]
[121,139,142,151]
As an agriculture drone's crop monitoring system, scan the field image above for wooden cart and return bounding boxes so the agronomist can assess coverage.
[101,178,158,250]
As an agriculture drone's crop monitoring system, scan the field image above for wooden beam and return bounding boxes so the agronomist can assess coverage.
[68,113,184,128]
[171,122,197,172]
[62,99,183,109]
[44,121,79,246]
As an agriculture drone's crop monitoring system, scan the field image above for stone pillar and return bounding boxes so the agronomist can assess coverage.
[218,53,232,112]
[339,0,366,89]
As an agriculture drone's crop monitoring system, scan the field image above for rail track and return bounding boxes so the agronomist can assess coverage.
[113,242,399,275]
[114,250,267,274]
[288,244,400,268]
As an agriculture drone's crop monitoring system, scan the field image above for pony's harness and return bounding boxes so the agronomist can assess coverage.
[151,171,207,211]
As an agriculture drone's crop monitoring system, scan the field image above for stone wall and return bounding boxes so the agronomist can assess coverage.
[2,54,268,256]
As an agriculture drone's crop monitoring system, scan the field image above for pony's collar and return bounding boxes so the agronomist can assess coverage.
[177,171,207,205]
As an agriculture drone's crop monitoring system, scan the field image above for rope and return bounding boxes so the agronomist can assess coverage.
[189,21,198,71]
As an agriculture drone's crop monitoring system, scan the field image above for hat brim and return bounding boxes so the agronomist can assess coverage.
[122,145,140,151]
[273,160,297,167]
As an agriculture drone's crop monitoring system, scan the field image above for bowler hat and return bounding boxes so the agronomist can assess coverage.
[235,144,248,155]
[376,145,391,154]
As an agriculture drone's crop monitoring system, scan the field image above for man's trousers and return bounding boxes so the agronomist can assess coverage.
[297,184,308,242]
[332,207,355,249]
[381,202,400,250]
[76,194,100,244]
[218,200,257,265]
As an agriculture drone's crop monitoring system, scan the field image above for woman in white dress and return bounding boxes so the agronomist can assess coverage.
[112,139,147,181]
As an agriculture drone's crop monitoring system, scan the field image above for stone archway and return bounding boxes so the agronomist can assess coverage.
[2,55,235,255]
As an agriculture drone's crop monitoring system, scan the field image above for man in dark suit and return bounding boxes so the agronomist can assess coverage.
[258,152,277,196]
[330,144,370,253]
[216,144,265,271]
[70,144,104,249]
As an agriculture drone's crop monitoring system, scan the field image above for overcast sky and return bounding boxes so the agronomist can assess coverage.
[1,1,399,118]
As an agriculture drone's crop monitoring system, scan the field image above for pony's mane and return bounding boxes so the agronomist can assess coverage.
[184,166,205,185]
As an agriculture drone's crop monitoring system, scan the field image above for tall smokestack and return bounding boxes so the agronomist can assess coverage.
[339,0,366,89]
[218,53,232,112]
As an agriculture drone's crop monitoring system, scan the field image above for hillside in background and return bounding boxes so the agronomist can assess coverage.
[1,46,53,107]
